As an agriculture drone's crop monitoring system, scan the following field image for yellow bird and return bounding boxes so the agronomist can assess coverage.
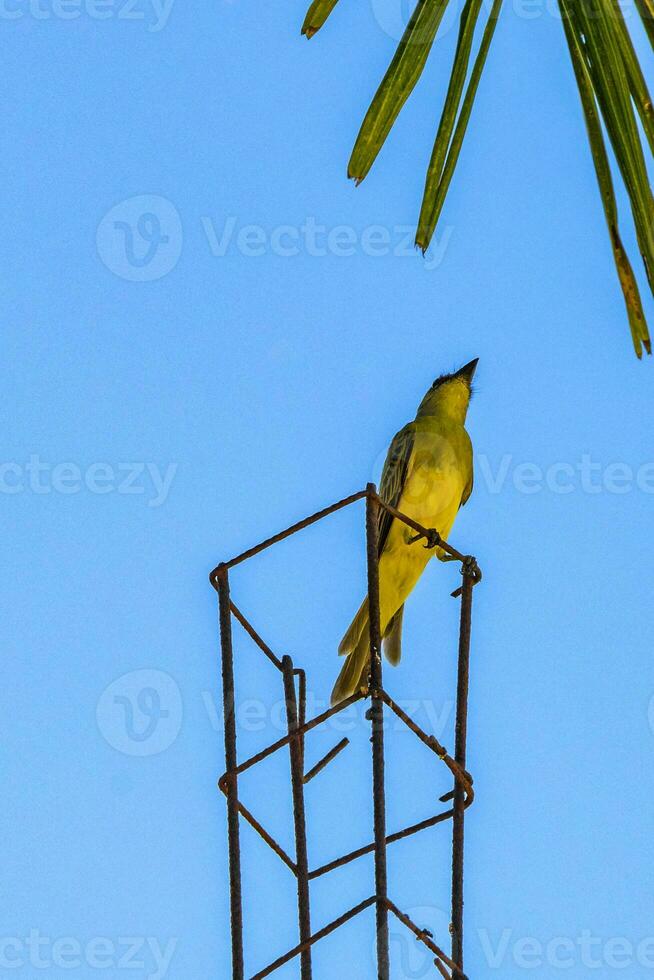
[331,359,478,705]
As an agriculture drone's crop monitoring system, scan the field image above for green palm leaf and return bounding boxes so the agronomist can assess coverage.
[348,0,453,183]
[301,0,654,355]
[301,0,340,38]
[417,0,503,251]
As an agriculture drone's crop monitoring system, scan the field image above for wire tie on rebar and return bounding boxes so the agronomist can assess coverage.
[440,770,472,803]
[365,690,383,721]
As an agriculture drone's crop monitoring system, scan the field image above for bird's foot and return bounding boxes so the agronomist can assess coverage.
[409,528,442,550]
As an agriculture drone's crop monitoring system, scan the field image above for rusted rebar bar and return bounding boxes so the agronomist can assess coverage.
[451,559,477,979]
[302,738,349,785]
[295,667,307,770]
[250,897,378,980]
[370,491,469,563]
[210,489,368,577]
[379,691,474,800]
[217,565,245,980]
[229,600,284,672]
[366,484,390,980]
[217,792,297,875]
[386,900,464,977]
[282,656,313,980]
[218,691,364,788]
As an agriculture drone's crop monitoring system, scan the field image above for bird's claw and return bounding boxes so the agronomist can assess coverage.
[424,529,442,550]
[409,528,442,550]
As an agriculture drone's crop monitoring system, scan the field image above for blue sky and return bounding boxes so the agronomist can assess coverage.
[2,1,654,978]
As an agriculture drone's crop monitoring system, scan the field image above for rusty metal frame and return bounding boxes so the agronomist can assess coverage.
[210,484,481,980]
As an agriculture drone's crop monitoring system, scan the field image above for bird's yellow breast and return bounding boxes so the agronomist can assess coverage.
[377,421,469,626]
[400,426,466,532]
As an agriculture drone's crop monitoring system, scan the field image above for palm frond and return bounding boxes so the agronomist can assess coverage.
[560,0,650,355]
[301,0,654,354]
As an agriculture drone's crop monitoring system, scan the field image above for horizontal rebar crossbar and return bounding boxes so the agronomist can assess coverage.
[209,489,478,587]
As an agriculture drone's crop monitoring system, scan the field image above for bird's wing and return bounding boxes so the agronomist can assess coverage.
[460,433,474,507]
[377,423,415,555]
[461,468,474,506]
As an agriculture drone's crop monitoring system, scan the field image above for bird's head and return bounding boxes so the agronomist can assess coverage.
[416,358,478,422]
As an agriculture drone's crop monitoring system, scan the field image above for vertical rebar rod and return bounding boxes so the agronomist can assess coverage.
[282,656,313,980]
[366,484,390,980]
[217,565,245,980]
[451,564,475,979]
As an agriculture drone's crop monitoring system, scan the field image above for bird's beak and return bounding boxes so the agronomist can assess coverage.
[457,358,479,384]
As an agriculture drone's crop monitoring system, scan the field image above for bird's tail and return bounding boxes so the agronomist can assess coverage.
[338,596,369,656]
[331,600,406,705]
[383,605,404,666]
[331,627,370,706]
[332,598,369,706]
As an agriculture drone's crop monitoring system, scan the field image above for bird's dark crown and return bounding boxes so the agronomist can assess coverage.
[431,359,478,395]
[431,370,459,389]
